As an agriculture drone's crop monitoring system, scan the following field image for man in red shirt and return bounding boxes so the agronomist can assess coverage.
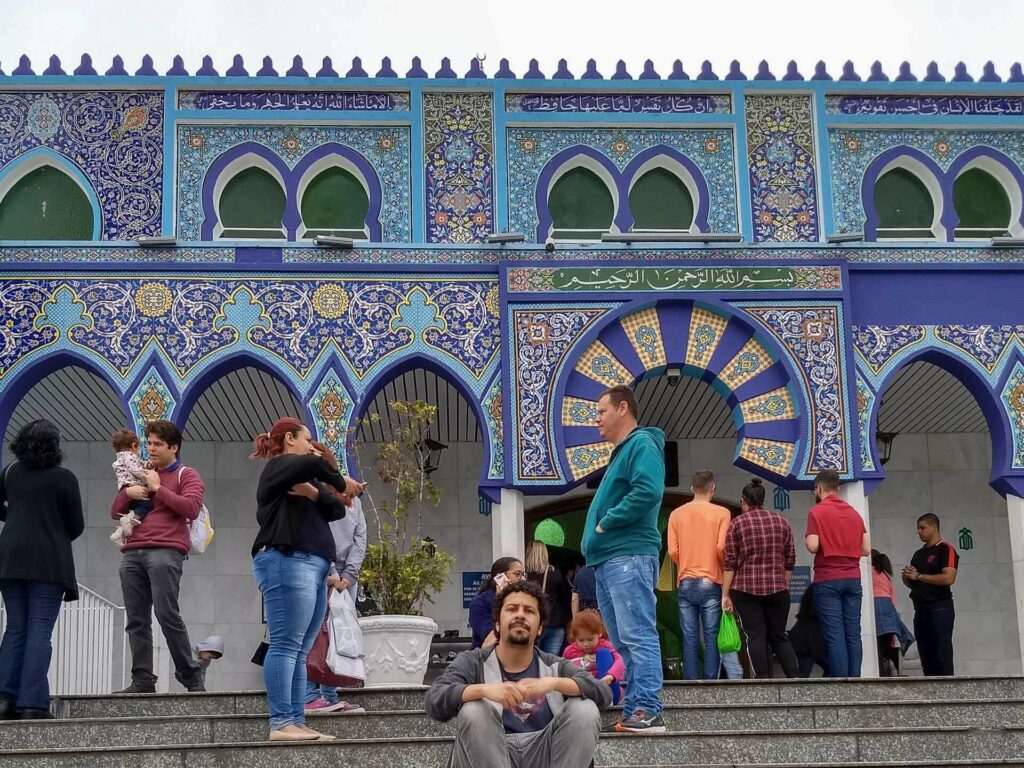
[805,470,870,678]
[110,420,206,693]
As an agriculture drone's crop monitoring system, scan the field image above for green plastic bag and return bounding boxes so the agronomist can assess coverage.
[718,611,741,654]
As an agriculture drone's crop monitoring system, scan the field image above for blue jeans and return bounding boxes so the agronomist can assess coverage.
[677,578,722,680]
[539,627,566,656]
[253,549,330,730]
[595,555,663,716]
[814,578,863,678]
[0,579,65,710]
[721,651,742,679]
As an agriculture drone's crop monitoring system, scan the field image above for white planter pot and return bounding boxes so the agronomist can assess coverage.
[357,615,438,687]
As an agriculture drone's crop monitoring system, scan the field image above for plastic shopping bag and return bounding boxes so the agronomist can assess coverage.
[718,611,742,654]
[327,588,365,685]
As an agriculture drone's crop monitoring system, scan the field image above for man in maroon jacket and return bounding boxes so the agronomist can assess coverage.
[111,420,205,693]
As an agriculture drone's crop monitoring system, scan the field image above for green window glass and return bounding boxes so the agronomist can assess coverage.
[549,167,614,240]
[873,167,935,239]
[629,168,695,231]
[0,166,94,241]
[953,168,1011,239]
[218,167,286,239]
[301,167,370,239]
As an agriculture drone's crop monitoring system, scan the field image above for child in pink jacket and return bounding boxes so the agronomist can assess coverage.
[563,610,623,704]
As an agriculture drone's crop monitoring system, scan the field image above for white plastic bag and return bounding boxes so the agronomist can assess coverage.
[327,588,365,683]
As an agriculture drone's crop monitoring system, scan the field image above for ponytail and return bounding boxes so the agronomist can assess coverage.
[250,417,305,459]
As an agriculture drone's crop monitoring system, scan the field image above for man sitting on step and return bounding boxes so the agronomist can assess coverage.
[426,580,610,768]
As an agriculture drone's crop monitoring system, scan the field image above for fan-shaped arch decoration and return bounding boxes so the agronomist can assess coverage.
[559,300,806,484]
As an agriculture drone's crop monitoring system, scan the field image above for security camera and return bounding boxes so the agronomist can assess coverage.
[545,237,555,252]
[666,367,681,387]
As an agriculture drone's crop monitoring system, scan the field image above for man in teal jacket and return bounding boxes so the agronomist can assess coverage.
[581,384,666,732]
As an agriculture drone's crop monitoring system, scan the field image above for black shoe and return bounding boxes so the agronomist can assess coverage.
[114,682,156,694]
[184,678,206,693]
[0,696,17,720]
[17,708,53,720]
[614,710,666,734]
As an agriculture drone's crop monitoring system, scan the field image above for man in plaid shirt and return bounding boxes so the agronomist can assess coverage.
[722,478,800,678]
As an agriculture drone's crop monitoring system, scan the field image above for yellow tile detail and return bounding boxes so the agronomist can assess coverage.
[574,340,631,387]
[620,307,666,371]
[740,387,797,424]
[565,441,614,481]
[720,338,772,390]
[562,397,600,427]
[685,307,729,370]
[739,438,796,475]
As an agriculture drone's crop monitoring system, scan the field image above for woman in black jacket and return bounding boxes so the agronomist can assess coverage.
[525,541,572,655]
[250,417,361,742]
[0,419,84,719]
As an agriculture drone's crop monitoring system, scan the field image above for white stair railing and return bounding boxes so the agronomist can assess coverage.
[0,584,127,695]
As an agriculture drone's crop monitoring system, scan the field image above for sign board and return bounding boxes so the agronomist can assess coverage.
[789,566,811,604]
[462,571,489,609]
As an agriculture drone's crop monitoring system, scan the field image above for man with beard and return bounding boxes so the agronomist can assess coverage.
[426,580,610,768]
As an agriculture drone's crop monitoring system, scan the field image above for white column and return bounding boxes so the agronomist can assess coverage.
[840,481,879,678]
[492,488,525,562]
[1007,495,1024,666]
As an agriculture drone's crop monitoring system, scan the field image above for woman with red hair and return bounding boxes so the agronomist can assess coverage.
[250,418,362,742]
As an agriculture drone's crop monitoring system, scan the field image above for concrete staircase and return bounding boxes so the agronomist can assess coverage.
[0,677,1022,766]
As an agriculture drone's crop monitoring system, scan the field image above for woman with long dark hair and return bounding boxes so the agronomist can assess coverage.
[468,556,525,648]
[0,419,84,719]
[250,417,362,742]
[722,478,800,678]
[872,548,912,676]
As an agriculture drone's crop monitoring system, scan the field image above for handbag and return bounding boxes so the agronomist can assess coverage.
[718,611,742,654]
[178,467,214,555]
[307,590,365,688]
[251,629,270,666]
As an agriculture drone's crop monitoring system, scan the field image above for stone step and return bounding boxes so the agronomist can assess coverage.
[6,699,1024,750]
[1,727,1021,767]
[51,675,1024,719]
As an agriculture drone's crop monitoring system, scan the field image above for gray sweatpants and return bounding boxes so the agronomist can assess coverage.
[449,698,601,768]
[119,547,202,687]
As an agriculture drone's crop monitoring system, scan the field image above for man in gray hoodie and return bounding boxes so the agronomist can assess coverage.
[426,580,609,768]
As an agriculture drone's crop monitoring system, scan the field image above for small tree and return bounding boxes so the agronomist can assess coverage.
[353,400,455,616]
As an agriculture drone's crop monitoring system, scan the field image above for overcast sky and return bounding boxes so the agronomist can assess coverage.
[1,0,1022,80]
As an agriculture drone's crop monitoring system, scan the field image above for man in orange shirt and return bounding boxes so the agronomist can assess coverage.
[667,470,732,680]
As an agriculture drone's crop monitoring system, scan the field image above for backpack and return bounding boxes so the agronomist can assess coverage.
[178,467,214,555]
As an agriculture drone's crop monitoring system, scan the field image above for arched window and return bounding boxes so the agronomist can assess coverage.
[629,168,695,232]
[873,167,935,240]
[953,168,1011,239]
[549,167,614,241]
[0,165,94,241]
[299,166,370,239]
[217,167,286,240]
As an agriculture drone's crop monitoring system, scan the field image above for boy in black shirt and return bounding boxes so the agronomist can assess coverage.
[902,513,959,676]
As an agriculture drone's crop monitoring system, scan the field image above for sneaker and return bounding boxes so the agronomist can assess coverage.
[304,697,348,714]
[615,710,666,734]
[114,682,156,694]
[601,716,623,733]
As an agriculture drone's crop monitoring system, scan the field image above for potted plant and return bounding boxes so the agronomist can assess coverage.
[352,400,456,686]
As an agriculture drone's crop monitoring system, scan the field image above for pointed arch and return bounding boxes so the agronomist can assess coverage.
[200,143,294,240]
[622,146,711,234]
[948,147,1024,239]
[0,148,101,241]
[535,147,624,242]
[864,348,1013,495]
[862,147,945,241]
[351,354,494,487]
[292,143,383,241]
